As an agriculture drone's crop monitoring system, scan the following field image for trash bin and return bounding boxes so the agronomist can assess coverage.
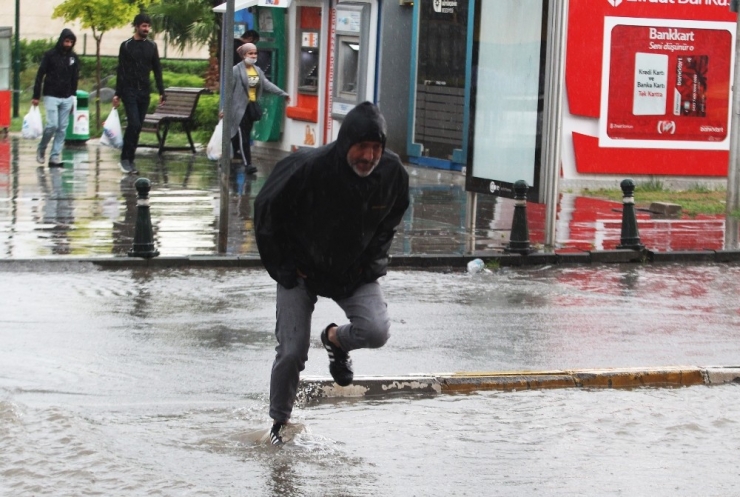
[65,90,90,143]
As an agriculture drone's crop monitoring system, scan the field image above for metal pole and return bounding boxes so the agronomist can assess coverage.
[725,1,740,249]
[465,191,477,254]
[541,0,568,250]
[218,0,235,254]
[13,0,20,118]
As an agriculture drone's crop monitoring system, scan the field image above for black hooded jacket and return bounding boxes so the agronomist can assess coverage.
[254,102,410,300]
[33,29,79,100]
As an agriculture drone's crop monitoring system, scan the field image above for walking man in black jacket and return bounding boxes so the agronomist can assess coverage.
[32,29,79,168]
[254,102,410,445]
[112,13,165,175]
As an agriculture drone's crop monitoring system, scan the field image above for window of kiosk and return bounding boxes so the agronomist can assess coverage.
[298,41,319,94]
[336,38,360,101]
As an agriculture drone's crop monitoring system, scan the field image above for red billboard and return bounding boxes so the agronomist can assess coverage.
[565,0,737,176]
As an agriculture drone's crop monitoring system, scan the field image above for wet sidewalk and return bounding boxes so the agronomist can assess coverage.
[0,134,736,260]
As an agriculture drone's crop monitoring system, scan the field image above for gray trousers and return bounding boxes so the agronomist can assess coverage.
[269,279,390,423]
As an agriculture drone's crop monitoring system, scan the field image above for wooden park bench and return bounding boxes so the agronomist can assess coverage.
[139,87,211,155]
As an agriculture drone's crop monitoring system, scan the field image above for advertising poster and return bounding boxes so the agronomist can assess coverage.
[599,17,734,150]
[565,0,737,176]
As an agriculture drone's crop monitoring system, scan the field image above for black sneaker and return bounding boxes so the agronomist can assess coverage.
[246,165,258,175]
[270,422,285,446]
[320,323,354,386]
[36,149,45,164]
[119,160,133,173]
[48,161,64,168]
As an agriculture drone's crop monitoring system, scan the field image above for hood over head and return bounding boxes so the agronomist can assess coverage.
[56,28,76,51]
[335,102,387,162]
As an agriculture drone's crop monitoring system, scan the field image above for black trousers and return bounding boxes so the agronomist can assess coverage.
[120,88,151,163]
[231,112,255,166]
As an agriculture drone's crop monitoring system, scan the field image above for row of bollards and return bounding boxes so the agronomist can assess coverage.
[504,178,643,254]
[131,176,643,260]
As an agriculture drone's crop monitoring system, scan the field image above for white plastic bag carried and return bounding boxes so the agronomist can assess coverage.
[100,108,123,149]
[206,119,223,161]
[21,106,44,139]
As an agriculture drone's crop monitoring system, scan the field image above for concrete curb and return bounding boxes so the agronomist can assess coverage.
[2,248,740,269]
[297,366,740,402]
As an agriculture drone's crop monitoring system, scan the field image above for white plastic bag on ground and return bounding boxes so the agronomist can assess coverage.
[100,108,123,149]
[21,106,43,139]
[206,119,223,161]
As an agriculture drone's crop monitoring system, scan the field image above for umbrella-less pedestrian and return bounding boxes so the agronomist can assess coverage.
[254,102,410,445]
[112,13,164,175]
[32,29,80,168]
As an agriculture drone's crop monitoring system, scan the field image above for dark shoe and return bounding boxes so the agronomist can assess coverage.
[245,165,258,175]
[119,160,133,174]
[270,422,285,446]
[36,149,45,164]
[48,161,64,168]
[320,323,354,387]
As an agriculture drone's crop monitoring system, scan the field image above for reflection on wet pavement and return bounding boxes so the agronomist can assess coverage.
[0,136,733,258]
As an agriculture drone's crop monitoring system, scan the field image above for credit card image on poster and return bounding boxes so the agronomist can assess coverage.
[633,52,669,116]
[675,55,708,117]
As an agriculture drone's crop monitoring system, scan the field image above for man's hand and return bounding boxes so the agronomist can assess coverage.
[31,99,39,107]
[112,96,120,109]
[159,94,165,105]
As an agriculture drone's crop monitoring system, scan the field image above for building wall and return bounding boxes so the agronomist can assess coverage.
[1,0,209,59]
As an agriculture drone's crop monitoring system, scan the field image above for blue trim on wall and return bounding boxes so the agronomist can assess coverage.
[374,0,382,104]
[456,0,476,166]
[408,156,465,172]
[406,2,422,158]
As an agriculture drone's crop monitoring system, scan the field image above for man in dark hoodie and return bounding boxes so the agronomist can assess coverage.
[32,29,79,168]
[112,13,165,175]
[254,102,410,445]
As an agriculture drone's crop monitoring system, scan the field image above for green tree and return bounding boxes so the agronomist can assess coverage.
[149,0,222,89]
[52,0,155,130]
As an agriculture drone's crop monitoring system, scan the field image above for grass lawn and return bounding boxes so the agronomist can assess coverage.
[579,183,728,217]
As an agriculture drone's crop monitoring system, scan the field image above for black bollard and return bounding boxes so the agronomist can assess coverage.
[128,178,160,259]
[504,180,532,255]
[616,178,644,250]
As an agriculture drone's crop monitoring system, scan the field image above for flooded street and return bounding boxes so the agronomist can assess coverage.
[1,263,739,495]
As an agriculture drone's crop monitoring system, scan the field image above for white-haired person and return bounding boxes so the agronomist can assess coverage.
[224,43,290,175]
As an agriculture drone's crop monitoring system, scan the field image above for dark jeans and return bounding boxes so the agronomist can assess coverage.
[120,89,151,163]
[231,112,254,166]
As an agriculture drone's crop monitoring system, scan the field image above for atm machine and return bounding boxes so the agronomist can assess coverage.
[252,7,287,142]
[286,6,322,125]
[330,3,371,119]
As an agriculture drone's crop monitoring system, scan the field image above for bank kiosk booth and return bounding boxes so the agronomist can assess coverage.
[214,0,382,152]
